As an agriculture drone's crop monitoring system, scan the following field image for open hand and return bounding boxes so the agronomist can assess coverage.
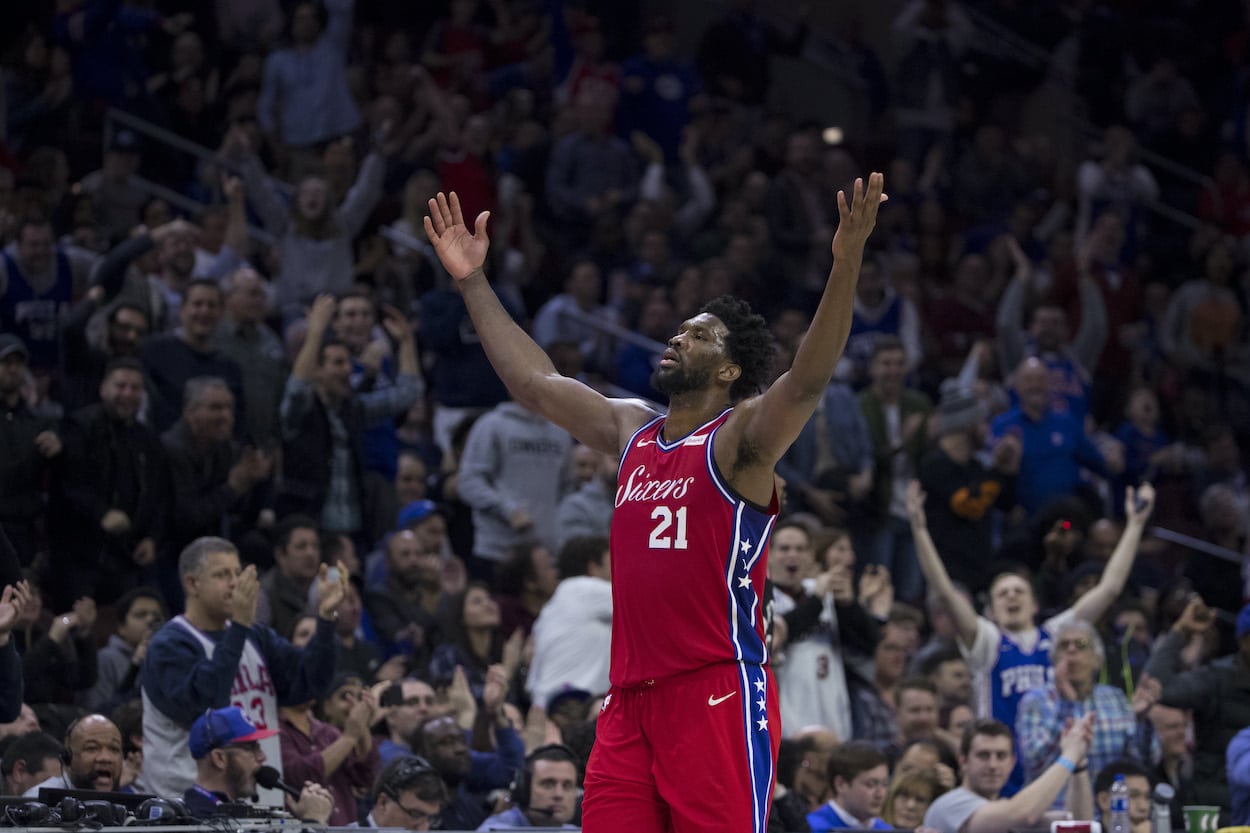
[316,560,350,619]
[424,192,490,281]
[831,173,887,260]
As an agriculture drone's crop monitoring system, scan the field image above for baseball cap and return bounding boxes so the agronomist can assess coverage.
[546,686,592,713]
[327,671,364,697]
[396,499,442,530]
[188,707,278,759]
[1237,603,1250,639]
[0,334,29,361]
[935,377,985,436]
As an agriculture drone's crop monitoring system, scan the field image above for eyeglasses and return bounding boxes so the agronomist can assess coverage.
[1055,638,1092,653]
[384,790,441,829]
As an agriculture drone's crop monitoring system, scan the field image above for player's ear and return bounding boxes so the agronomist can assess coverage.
[718,362,741,385]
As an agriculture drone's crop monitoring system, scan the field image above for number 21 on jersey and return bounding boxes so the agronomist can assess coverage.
[649,505,688,549]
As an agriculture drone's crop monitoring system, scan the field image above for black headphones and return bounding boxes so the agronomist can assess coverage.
[135,797,191,824]
[511,744,578,809]
[60,717,82,766]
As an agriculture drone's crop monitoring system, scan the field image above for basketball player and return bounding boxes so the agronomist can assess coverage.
[423,176,885,833]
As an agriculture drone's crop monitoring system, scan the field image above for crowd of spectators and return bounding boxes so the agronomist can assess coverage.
[1,0,1250,830]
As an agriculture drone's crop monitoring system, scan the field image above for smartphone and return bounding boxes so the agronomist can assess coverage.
[326,566,341,583]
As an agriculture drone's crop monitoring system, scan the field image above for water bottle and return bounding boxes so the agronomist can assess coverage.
[1152,783,1175,833]
[1109,775,1130,833]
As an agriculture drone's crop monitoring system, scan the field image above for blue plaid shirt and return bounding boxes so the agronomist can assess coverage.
[1016,683,1140,806]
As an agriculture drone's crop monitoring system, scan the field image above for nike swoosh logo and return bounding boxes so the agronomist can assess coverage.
[707,692,737,707]
[637,439,655,447]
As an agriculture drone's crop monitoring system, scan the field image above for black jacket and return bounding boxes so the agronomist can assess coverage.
[51,404,167,601]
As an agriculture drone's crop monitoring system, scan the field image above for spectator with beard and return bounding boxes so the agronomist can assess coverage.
[142,279,246,435]
[414,712,524,832]
[184,705,332,822]
[59,298,150,413]
[92,219,200,335]
[51,358,167,607]
[24,714,123,795]
[366,529,447,663]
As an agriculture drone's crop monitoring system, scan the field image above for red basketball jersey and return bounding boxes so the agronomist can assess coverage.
[609,409,779,686]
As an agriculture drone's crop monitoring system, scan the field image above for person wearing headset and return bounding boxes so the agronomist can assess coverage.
[365,754,450,830]
[476,744,580,830]
[183,706,332,822]
[23,714,123,796]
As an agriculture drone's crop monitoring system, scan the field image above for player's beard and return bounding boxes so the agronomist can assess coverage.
[651,363,711,397]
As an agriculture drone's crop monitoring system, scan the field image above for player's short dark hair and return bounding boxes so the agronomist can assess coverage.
[827,740,887,785]
[557,536,609,580]
[961,718,1013,757]
[699,295,774,401]
[1094,758,1153,794]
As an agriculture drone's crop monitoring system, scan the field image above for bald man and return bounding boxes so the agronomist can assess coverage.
[24,714,123,795]
[989,358,1116,514]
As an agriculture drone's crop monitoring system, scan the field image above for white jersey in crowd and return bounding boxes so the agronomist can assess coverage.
[772,584,853,742]
[527,575,613,708]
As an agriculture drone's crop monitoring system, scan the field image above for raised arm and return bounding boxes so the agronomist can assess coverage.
[732,173,886,463]
[424,192,654,456]
[906,480,980,647]
[1068,483,1154,623]
[966,713,1095,833]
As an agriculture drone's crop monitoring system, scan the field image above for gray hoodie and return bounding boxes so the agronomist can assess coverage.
[458,402,573,561]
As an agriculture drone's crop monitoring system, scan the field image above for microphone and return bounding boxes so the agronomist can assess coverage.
[255,766,301,799]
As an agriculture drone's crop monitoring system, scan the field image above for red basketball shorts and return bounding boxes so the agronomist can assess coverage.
[581,662,780,833]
